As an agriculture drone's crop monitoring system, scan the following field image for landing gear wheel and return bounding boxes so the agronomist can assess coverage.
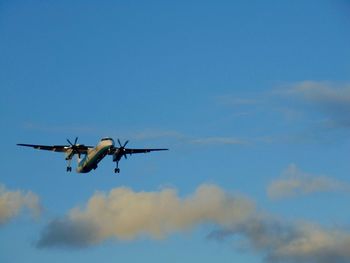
[66,167,72,172]
[114,168,120,173]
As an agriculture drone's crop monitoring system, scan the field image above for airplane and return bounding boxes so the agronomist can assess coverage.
[17,137,168,173]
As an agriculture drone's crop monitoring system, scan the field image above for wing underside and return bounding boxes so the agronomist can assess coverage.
[108,147,168,155]
[17,144,92,154]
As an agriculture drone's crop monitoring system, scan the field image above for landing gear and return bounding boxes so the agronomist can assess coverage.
[66,158,72,172]
[114,161,120,173]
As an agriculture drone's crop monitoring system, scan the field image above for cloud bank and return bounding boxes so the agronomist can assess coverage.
[37,183,350,263]
[208,217,350,263]
[268,164,350,199]
[0,184,41,225]
[37,184,255,248]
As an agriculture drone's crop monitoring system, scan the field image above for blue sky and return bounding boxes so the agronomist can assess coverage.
[1,0,350,262]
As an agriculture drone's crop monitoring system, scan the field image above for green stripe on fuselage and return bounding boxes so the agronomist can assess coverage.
[78,145,111,173]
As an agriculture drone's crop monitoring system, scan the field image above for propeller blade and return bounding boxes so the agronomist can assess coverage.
[124,154,127,160]
[74,137,78,145]
[67,139,73,146]
[117,139,122,148]
[123,140,129,147]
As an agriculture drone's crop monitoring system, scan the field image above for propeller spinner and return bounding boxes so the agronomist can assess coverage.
[117,139,129,159]
[66,137,81,159]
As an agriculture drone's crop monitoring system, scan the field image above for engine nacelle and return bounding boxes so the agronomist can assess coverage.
[113,149,123,162]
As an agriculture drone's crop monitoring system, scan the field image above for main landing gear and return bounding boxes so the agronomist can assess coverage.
[114,161,120,173]
[66,158,72,172]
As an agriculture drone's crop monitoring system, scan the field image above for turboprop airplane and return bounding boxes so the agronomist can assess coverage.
[17,137,168,173]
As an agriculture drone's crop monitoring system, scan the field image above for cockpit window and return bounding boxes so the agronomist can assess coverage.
[101,138,112,141]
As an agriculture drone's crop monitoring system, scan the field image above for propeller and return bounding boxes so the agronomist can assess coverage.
[67,137,81,158]
[117,139,129,159]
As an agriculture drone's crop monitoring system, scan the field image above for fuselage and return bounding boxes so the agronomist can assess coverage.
[76,138,114,173]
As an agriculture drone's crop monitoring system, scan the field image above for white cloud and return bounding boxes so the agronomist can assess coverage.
[208,218,350,263]
[37,184,255,248]
[36,183,350,262]
[270,223,350,263]
[0,184,41,225]
[267,164,350,199]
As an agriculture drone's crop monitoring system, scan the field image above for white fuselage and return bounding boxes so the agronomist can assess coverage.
[76,138,114,173]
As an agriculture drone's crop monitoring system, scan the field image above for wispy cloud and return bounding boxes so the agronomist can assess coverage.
[279,81,350,129]
[190,137,248,145]
[131,130,186,141]
[131,129,249,146]
[22,122,99,135]
[267,164,350,199]
[0,184,42,225]
[215,81,350,144]
[216,95,259,106]
[22,124,249,147]
[284,81,350,105]
[37,184,255,248]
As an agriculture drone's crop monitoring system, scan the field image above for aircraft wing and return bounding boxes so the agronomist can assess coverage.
[109,147,168,155]
[17,143,93,153]
[124,148,168,154]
